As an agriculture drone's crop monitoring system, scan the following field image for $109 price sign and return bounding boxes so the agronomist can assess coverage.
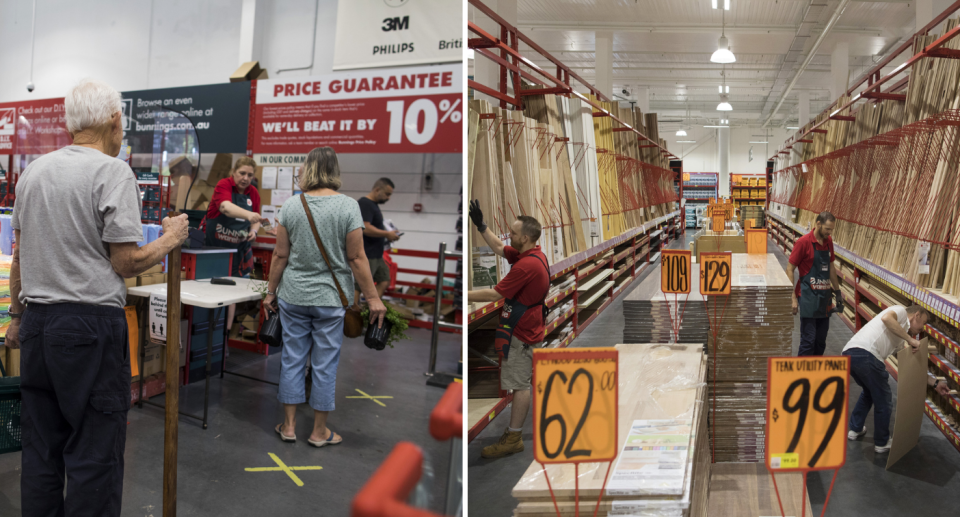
[661,249,692,294]
[532,348,619,464]
[766,356,850,471]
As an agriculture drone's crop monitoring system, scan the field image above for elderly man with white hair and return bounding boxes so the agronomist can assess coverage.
[5,79,189,516]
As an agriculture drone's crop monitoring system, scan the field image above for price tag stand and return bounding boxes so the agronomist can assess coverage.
[532,348,619,517]
[765,356,851,517]
[699,252,732,463]
[661,249,693,342]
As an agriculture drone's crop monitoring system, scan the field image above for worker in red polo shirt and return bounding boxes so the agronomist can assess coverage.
[467,200,549,459]
[786,211,843,356]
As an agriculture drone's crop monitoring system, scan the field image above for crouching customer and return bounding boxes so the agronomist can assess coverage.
[6,79,189,517]
[264,147,386,447]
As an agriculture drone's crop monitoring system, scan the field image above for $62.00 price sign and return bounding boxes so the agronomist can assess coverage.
[532,348,619,464]
[699,252,732,296]
[766,356,850,471]
[661,250,692,294]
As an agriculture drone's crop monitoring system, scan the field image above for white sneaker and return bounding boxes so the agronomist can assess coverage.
[875,439,892,453]
[848,427,866,440]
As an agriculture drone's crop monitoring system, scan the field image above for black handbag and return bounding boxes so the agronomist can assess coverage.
[259,307,283,348]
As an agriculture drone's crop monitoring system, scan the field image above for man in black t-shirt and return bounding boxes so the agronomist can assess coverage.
[355,178,399,306]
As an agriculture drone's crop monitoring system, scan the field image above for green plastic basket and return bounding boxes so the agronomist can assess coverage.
[0,360,22,455]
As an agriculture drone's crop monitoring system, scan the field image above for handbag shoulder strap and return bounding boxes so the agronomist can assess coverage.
[300,194,349,308]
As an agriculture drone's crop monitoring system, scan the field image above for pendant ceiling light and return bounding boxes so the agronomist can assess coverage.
[710,6,736,64]
[716,68,732,111]
[676,128,688,136]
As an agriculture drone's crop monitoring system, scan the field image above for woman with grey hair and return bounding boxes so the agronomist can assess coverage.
[263,146,386,446]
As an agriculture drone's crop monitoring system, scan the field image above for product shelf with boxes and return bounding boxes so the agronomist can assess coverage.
[730,173,767,213]
[466,211,680,443]
[682,172,718,229]
[768,212,960,450]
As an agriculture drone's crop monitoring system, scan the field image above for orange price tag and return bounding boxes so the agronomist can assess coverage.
[712,214,726,232]
[766,356,850,471]
[699,252,731,295]
[532,348,619,464]
[682,173,691,182]
[661,249,691,294]
[746,229,767,254]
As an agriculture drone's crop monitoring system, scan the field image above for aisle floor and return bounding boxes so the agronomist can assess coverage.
[468,231,960,516]
[0,327,460,516]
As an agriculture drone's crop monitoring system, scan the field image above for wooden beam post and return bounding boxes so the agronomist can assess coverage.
[164,212,183,517]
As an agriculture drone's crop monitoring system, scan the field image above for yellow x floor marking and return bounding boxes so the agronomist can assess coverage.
[245,453,323,487]
[345,389,393,407]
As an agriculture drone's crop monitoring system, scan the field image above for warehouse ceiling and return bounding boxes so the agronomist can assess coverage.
[471,0,926,132]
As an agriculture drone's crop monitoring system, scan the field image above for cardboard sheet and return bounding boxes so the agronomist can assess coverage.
[886,338,929,469]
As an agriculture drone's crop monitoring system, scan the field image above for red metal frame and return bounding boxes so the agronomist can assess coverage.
[351,442,442,517]
[772,0,960,160]
[429,382,462,442]
[468,0,676,160]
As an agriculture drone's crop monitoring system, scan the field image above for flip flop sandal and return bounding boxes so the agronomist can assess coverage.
[308,430,343,448]
[275,424,296,443]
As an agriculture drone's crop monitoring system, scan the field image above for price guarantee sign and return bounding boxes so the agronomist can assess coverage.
[766,356,850,471]
[661,250,692,294]
[532,348,619,464]
[699,252,732,296]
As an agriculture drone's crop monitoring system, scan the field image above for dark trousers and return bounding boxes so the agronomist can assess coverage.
[19,303,130,517]
[798,317,830,356]
[843,347,892,445]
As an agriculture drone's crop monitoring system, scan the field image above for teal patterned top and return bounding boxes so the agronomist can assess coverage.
[277,194,364,307]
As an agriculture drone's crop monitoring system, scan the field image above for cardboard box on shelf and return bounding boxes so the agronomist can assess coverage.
[124,277,138,288]
[230,61,263,82]
[138,273,166,286]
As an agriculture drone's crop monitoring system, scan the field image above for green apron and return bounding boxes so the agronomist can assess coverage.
[799,246,833,318]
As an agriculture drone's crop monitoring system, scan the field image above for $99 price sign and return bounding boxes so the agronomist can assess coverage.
[766,356,850,472]
[532,348,619,464]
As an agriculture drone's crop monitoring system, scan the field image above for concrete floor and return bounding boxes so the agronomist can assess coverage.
[468,231,960,516]
[0,327,461,516]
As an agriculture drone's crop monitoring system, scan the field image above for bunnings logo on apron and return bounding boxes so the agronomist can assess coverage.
[214,223,247,245]
[799,248,833,318]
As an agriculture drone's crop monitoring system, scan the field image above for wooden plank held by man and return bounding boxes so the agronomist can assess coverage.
[164,211,183,517]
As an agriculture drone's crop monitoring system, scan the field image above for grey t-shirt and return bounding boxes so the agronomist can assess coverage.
[11,145,143,308]
[277,194,364,307]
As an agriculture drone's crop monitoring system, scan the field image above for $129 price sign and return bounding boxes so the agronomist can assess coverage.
[699,252,732,296]
[532,348,619,464]
[661,249,692,294]
[766,356,850,471]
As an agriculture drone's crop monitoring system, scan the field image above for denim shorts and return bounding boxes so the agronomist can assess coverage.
[277,299,346,412]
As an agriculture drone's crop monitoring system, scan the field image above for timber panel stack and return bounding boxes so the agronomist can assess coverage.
[708,254,794,463]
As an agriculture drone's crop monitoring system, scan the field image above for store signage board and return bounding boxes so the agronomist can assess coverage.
[121,82,251,154]
[766,356,850,472]
[661,249,691,294]
[700,252,732,296]
[532,347,619,465]
[0,97,72,156]
[253,64,461,154]
[332,0,462,71]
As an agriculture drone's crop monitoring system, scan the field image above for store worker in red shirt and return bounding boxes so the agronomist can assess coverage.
[786,211,842,356]
[203,156,275,277]
[467,200,549,459]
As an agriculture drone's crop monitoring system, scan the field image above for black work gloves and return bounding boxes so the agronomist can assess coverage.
[469,199,487,233]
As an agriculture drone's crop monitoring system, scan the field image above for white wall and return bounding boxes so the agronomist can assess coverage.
[0,0,349,99]
[0,0,462,287]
